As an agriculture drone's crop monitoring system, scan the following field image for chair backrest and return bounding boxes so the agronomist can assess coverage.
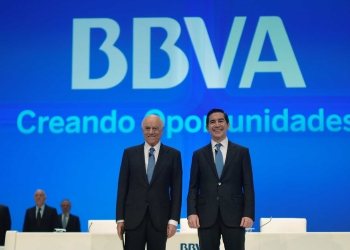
[87,220,117,233]
[260,218,307,233]
[179,218,197,233]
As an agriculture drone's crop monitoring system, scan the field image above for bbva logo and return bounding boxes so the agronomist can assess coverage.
[72,17,306,90]
[180,243,200,250]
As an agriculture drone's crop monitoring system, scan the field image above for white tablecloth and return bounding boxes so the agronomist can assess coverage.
[4,231,350,250]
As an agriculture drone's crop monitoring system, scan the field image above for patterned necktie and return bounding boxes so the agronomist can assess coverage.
[215,143,224,178]
[36,208,41,226]
[62,214,67,229]
[147,147,156,183]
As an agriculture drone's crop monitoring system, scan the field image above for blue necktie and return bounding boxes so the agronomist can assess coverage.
[147,147,155,183]
[215,143,224,178]
[62,214,67,229]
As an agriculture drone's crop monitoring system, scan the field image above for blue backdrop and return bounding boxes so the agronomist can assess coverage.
[1,0,350,232]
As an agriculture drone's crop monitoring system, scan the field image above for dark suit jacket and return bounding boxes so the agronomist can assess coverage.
[0,204,11,246]
[187,141,255,228]
[56,214,81,232]
[23,204,58,232]
[116,143,182,231]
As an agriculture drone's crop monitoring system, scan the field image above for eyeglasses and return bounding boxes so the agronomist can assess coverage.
[144,126,160,132]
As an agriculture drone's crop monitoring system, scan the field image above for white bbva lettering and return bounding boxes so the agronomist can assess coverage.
[180,243,200,250]
[71,17,305,89]
[184,17,246,88]
[239,16,305,88]
[133,18,189,89]
[72,18,127,89]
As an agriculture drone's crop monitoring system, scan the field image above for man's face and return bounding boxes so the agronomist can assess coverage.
[142,115,164,146]
[34,190,46,207]
[60,200,71,215]
[206,112,230,142]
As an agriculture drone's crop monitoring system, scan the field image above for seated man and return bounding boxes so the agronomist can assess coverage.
[0,204,11,246]
[23,189,58,232]
[57,199,81,232]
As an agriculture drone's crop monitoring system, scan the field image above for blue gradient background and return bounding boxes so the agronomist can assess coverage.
[0,0,349,232]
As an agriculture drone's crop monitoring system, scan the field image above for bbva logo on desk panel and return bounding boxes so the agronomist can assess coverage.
[72,16,306,90]
[180,243,200,250]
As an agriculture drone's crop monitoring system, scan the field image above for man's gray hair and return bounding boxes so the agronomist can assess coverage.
[141,114,164,128]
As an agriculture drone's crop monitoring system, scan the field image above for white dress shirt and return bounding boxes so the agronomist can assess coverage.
[211,137,228,164]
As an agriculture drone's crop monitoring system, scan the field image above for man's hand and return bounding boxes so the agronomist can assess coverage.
[167,224,177,239]
[117,222,125,240]
[240,217,253,228]
[188,215,200,228]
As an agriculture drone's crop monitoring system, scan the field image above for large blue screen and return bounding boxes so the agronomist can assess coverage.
[1,0,350,232]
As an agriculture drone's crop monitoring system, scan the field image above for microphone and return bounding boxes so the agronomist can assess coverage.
[215,149,218,155]
[88,222,93,232]
[260,217,272,229]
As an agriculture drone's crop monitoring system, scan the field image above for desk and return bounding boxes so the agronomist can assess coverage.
[5,231,350,250]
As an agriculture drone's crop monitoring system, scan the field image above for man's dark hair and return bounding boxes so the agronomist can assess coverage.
[206,108,229,126]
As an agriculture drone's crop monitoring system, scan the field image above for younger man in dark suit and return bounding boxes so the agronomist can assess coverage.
[57,199,81,232]
[0,204,11,245]
[23,189,58,232]
[116,115,182,250]
[187,108,255,250]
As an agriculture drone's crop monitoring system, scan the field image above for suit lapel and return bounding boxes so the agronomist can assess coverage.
[150,144,169,185]
[58,215,63,228]
[203,143,219,179]
[66,215,71,229]
[42,207,46,220]
[135,143,149,185]
[32,207,36,219]
[42,206,49,223]
[221,141,238,177]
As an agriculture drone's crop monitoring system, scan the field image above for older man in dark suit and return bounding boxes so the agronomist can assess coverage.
[116,114,182,250]
[187,108,255,250]
[0,204,11,246]
[56,199,81,232]
[23,189,58,232]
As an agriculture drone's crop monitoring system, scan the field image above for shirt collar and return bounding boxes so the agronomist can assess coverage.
[211,137,228,149]
[144,141,161,153]
[36,204,45,210]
